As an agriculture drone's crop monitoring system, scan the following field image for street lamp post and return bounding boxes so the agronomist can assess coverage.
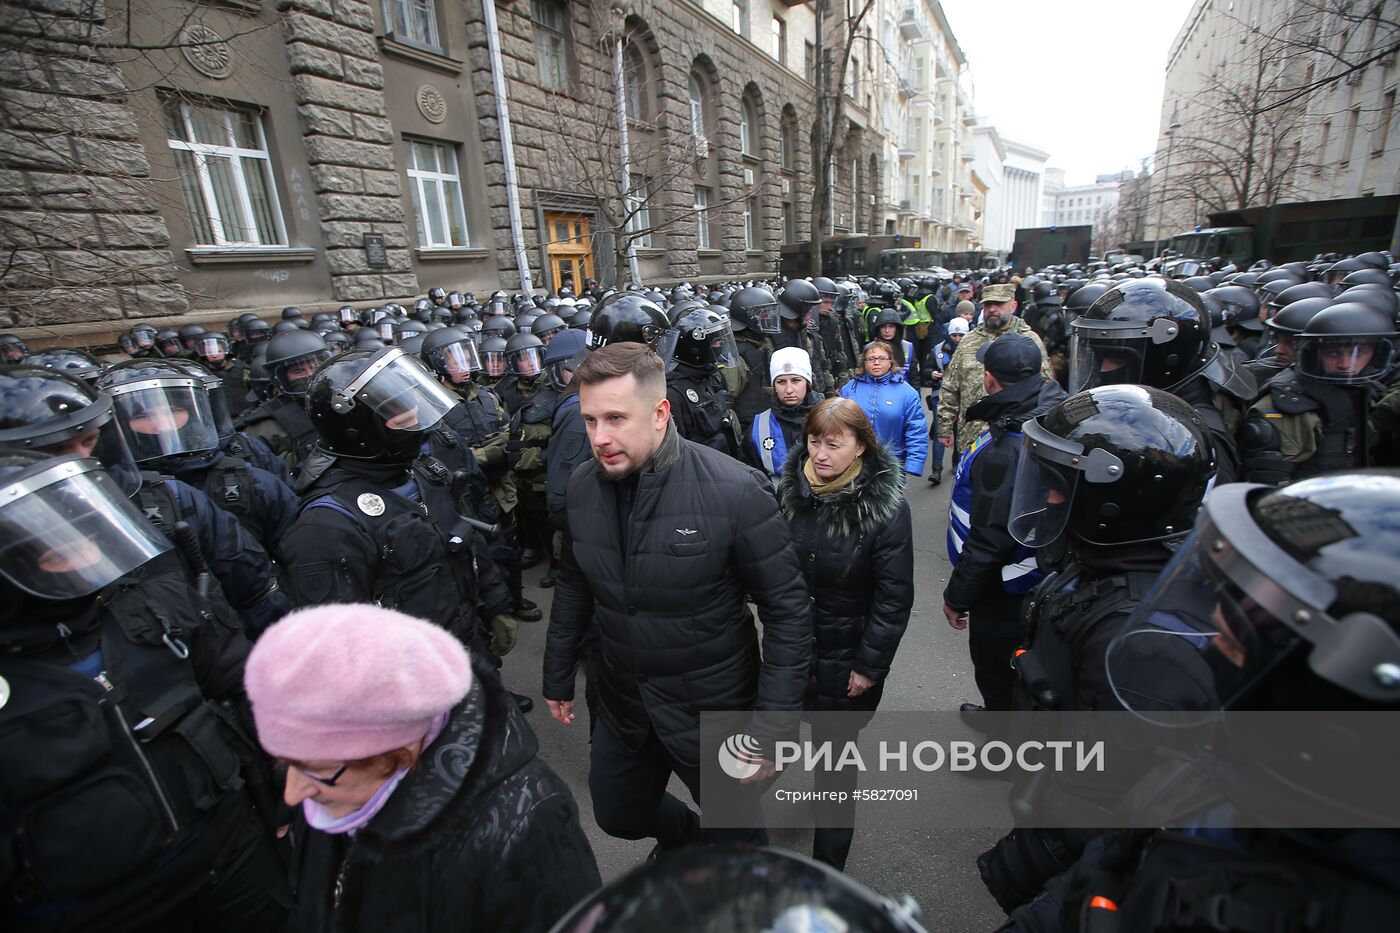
[1153,105,1181,257]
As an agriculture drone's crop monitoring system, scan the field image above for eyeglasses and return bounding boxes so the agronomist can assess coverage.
[295,763,350,787]
[865,355,891,362]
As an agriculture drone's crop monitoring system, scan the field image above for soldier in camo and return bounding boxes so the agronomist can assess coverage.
[936,283,1054,455]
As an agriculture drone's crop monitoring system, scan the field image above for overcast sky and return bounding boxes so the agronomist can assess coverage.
[942,0,1198,185]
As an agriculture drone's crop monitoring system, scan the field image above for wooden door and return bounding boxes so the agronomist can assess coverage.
[544,212,596,291]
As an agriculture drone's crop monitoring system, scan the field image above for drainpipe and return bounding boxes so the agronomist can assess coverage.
[611,23,641,286]
[481,0,534,293]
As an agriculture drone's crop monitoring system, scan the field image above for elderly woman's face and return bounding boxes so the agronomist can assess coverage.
[282,744,420,818]
[807,426,865,480]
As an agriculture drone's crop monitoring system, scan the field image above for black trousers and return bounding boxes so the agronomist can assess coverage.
[969,587,1027,712]
[589,719,768,849]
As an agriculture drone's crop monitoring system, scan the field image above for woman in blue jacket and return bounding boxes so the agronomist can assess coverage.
[839,340,928,479]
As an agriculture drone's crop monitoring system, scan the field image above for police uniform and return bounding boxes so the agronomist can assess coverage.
[235,394,319,474]
[666,362,737,456]
[1251,369,1374,479]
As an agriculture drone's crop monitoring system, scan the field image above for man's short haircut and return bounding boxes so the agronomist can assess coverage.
[574,342,666,402]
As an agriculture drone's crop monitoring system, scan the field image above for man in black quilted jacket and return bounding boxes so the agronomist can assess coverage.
[543,342,811,850]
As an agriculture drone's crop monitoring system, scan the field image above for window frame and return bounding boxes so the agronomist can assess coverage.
[623,43,647,121]
[694,186,711,250]
[740,98,759,158]
[404,138,470,249]
[624,174,653,250]
[688,73,706,138]
[772,15,786,64]
[744,195,759,251]
[531,0,570,92]
[383,0,441,52]
[732,0,747,38]
[164,98,288,248]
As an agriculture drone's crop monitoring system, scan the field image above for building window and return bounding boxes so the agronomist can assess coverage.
[163,98,287,247]
[623,44,646,121]
[625,174,652,250]
[1342,106,1360,163]
[772,16,786,64]
[780,116,795,170]
[1372,89,1395,156]
[694,186,711,250]
[531,0,569,91]
[783,200,796,243]
[405,138,469,248]
[850,58,860,98]
[741,99,758,157]
[688,73,706,138]
[743,198,756,250]
[732,0,747,38]
[384,0,439,50]
[804,41,816,84]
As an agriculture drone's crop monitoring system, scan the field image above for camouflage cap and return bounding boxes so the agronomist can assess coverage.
[981,283,1016,303]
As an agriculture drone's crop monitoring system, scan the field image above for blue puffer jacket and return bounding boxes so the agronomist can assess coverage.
[839,370,929,475]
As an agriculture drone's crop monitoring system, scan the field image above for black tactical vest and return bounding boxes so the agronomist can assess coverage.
[0,579,247,907]
[1268,369,1369,478]
[668,366,733,454]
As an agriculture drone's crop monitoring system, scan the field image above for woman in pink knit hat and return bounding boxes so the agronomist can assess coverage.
[245,603,600,932]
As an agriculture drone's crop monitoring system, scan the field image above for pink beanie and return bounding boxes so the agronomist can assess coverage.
[245,604,473,761]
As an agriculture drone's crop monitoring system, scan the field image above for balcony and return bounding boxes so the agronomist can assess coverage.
[898,139,918,160]
[899,7,928,40]
[961,151,974,162]
[897,75,916,99]
[898,199,917,217]
[929,164,943,176]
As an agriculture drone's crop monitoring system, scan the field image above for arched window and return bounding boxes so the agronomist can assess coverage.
[741,98,759,157]
[623,44,647,121]
[688,73,706,137]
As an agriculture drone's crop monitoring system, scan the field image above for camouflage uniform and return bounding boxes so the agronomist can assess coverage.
[935,316,1054,454]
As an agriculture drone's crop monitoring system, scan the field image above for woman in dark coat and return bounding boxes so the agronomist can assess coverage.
[245,603,601,933]
[777,397,915,871]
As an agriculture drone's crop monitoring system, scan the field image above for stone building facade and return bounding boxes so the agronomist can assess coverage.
[1,0,890,342]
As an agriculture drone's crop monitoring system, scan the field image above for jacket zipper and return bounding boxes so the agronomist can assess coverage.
[99,673,181,834]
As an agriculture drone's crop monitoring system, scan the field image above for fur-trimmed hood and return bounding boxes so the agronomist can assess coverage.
[778,441,905,542]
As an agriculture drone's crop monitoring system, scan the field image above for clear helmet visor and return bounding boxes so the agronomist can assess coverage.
[0,460,171,599]
[482,350,508,376]
[709,325,741,370]
[200,377,235,440]
[275,350,333,397]
[1008,439,1080,548]
[430,340,482,383]
[349,353,459,435]
[751,303,781,335]
[509,346,545,376]
[109,382,221,463]
[377,321,397,341]
[1068,333,1149,393]
[132,331,155,349]
[196,335,229,362]
[1295,336,1394,384]
[338,307,359,325]
[1254,328,1294,366]
[32,411,143,498]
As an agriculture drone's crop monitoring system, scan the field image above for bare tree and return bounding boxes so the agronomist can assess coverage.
[808,0,876,276]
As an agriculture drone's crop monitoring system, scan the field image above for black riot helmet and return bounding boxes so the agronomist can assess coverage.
[1268,281,1333,316]
[337,305,359,326]
[189,331,231,367]
[426,286,447,306]
[1107,472,1400,724]
[177,323,208,352]
[1257,296,1332,365]
[265,330,333,398]
[777,280,821,321]
[568,307,592,330]
[1064,281,1113,322]
[0,335,30,364]
[1009,385,1215,549]
[0,451,172,601]
[446,291,466,310]
[1335,283,1400,320]
[95,359,223,466]
[412,298,435,321]
[478,335,509,377]
[514,310,542,335]
[1294,301,1396,384]
[1204,284,1263,332]
[811,276,839,301]
[587,293,674,354]
[25,348,103,387]
[668,305,739,371]
[242,317,273,345]
[394,320,427,343]
[1323,256,1367,286]
[0,366,143,496]
[118,331,142,356]
[1068,278,1213,393]
[281,306,305,322]
[420,327,482,385]
[164,358,236,442]
[322,329,353,355]
[154,329,185,358]
[530,313,568,346]
[272,320,303,335]
[505,332,546,377]
[729,286,781,334]
[1339,268,1392,289]
[128,324,159,351]
[480,315,517,341]
[549,845,925,933]
[305,347,460,462]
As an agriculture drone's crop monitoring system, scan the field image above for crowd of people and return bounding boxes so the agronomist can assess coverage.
[0,246,1398,931]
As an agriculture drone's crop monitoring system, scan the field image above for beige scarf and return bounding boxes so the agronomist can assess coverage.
[804,454,864,497]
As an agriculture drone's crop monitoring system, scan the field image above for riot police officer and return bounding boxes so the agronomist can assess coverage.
[774,280,827,391]
[665,304,741,456]
[97,359,297,562]
[235,330,331,474]
[0,366,289,635]
[1250,301,1396,479]
[0,450,291,932]
[726,286,782,433]
[1069,278,1255,483]
[496,332,558,577]
[812,276,854,390]
[1,333,30,364]
[975,384,1217,914]
[280,347,516,655]
[1003,470,1400,932]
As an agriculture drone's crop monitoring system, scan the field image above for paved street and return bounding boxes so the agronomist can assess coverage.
[503,433,1010,930]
